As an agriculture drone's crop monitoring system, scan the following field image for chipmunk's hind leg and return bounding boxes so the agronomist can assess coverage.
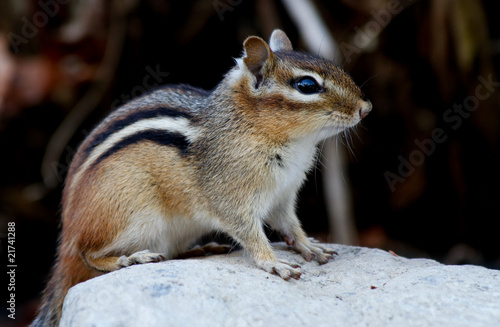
[84,250,166,272]
[117,250,166,267]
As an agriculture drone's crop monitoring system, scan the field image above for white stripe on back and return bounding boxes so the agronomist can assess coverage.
[67,116,198,200]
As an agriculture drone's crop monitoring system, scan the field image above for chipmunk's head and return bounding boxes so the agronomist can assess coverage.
[226,29,371,140]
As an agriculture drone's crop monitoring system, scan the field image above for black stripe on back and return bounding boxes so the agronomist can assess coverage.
[84,107,192,156]
[91,130,190,168]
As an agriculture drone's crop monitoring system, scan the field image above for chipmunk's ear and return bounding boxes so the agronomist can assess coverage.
[242,36,273,87]
[269,29,292,52]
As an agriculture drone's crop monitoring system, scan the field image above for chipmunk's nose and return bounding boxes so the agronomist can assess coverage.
[358,100,372,119]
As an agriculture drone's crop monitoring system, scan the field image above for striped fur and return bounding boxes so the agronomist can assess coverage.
[82,106,193,156]
[32,29,371,326]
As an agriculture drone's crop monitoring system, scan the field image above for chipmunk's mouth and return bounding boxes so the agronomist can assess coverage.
[327,111,360,127]
[319,121,354,138]
[312,110,360,138]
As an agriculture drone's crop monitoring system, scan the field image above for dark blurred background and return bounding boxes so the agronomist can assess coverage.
[1,0,499,325]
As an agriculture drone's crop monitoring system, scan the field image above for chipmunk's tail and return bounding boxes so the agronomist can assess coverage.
[31,252,94,327]
[31,262,69,327]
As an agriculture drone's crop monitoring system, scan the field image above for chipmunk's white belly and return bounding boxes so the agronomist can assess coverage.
[96,209,219,259]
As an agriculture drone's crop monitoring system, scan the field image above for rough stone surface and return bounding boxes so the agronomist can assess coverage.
[61,243,500,327]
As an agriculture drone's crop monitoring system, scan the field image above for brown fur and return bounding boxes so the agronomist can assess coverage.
[32,30,371,326]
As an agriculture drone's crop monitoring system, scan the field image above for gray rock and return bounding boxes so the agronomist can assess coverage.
[60,243,500,327]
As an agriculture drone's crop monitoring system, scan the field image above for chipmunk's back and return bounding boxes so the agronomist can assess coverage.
[66,84,209,185]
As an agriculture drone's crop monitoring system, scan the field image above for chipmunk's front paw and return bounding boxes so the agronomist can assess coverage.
[117,250,166,268]
[257,259,302,281]
[288,237,337,265]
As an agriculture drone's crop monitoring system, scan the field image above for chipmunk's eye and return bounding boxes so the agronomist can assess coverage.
[295,76,321,94]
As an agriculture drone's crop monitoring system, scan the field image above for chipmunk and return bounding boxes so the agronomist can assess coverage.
[32,29,371,326]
